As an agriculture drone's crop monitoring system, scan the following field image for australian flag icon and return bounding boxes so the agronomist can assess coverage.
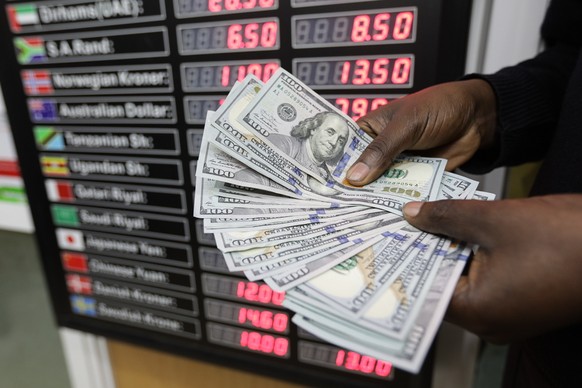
[27,98,58,122]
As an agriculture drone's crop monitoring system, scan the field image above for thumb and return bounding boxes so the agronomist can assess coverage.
[346,112,413,186]
[403,200,495,246]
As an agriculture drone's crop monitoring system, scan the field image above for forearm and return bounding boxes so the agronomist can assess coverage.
[461,0,582,173]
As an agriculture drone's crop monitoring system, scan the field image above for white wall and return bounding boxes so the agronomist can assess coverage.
[0,87,34,233]
[464,0,549,199]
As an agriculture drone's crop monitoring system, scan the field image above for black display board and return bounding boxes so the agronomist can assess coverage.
[0,1,472,386]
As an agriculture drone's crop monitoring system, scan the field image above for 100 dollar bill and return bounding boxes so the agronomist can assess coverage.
[237,69,446,208]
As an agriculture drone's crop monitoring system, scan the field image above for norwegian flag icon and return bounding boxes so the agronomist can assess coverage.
[21,70,53,95]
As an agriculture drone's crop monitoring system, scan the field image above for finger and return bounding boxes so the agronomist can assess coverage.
[402,200,498,246]
[347,120,414,186]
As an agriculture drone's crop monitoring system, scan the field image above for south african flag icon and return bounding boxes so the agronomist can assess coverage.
[14,36,46,64]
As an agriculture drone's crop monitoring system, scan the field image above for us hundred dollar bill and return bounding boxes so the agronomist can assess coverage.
[207,77,322,199]
[215,209,386,252]
[195,176,338,219]
[237,69,446,210]
[203,205,370,232]
[295,231,441,318]
[288,242,472,374]
[222,213,401,272]
[196,113,300,199]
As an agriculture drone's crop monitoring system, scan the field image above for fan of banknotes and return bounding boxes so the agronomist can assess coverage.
[194,68,494,373]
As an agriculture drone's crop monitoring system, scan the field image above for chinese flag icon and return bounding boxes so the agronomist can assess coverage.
[61,252,89,273]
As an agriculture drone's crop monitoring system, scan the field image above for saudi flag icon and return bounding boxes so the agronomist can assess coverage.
[56,228,85,251]
[51,205,80,227]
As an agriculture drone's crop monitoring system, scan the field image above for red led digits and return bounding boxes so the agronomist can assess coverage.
[371,58,389,84]
[372,13,390,41]
[351,14,374,42]
[236,280,285,305]
[185,62,279,90]
[371,98,389,111]
[208,0,275,12]
[351,11,413,43]
[340,58,406,86]
[347,58,409,86]
[240,331,289,356]
[393,11,414,40]
[295,56,412,88]
[352,59,370,85]
[227,21,278,49]
[335,350,393,377]
[391,57,412,84]
[294,10,414,48]
[238,307,289,332]
[220,62,279,86]
[351,12,413,43]
[334,98,389,120]
[352,98,370,119]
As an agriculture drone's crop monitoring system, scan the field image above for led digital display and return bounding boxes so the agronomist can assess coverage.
[175,0,278,18]
[184,96,225,124]
[178,18,280,55]
[292,8,416,49]
[291,0,381,8]
[298,341,394,380]
[207,322,290,358]
[323,94,404,120]
[198,246,245,276]
[202,273,285,307]
[204,298,290,333]
[293,55,414,89]
[181,60,280,92]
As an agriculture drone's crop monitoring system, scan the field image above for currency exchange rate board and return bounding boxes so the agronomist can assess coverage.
[0,0,471,386]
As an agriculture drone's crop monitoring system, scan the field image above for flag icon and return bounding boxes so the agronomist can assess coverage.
[41,156,69,176]
[7,4,39,32]
[45,179,75,202]
[61,252,89,273]
[28,99,58,122]
[56,228,85,251]
[21,70,54,95]
[66,274,92,295]
[34,127,64,150]
[51,205,79,227]
[70,295,96,316]
[14,36,46,64]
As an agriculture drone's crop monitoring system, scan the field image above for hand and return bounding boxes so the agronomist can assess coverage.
[346,79,497,186]
[402,195,582,343]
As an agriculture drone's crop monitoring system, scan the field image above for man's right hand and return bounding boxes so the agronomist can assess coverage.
[346,79,498,186]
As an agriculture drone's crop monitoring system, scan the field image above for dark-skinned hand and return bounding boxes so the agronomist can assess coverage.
[346,79,582,342]
[403,195,582,344]
[346,79,497,186]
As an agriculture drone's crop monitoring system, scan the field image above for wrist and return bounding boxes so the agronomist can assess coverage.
[462,78,498,150]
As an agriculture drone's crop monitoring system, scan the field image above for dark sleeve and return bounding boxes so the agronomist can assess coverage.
[461,0,582,174]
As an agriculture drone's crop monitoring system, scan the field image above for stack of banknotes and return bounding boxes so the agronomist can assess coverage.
[194,68,494,373]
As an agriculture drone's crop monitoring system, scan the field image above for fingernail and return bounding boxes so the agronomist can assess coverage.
[347,162,370,182]
[403,202,423,218]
